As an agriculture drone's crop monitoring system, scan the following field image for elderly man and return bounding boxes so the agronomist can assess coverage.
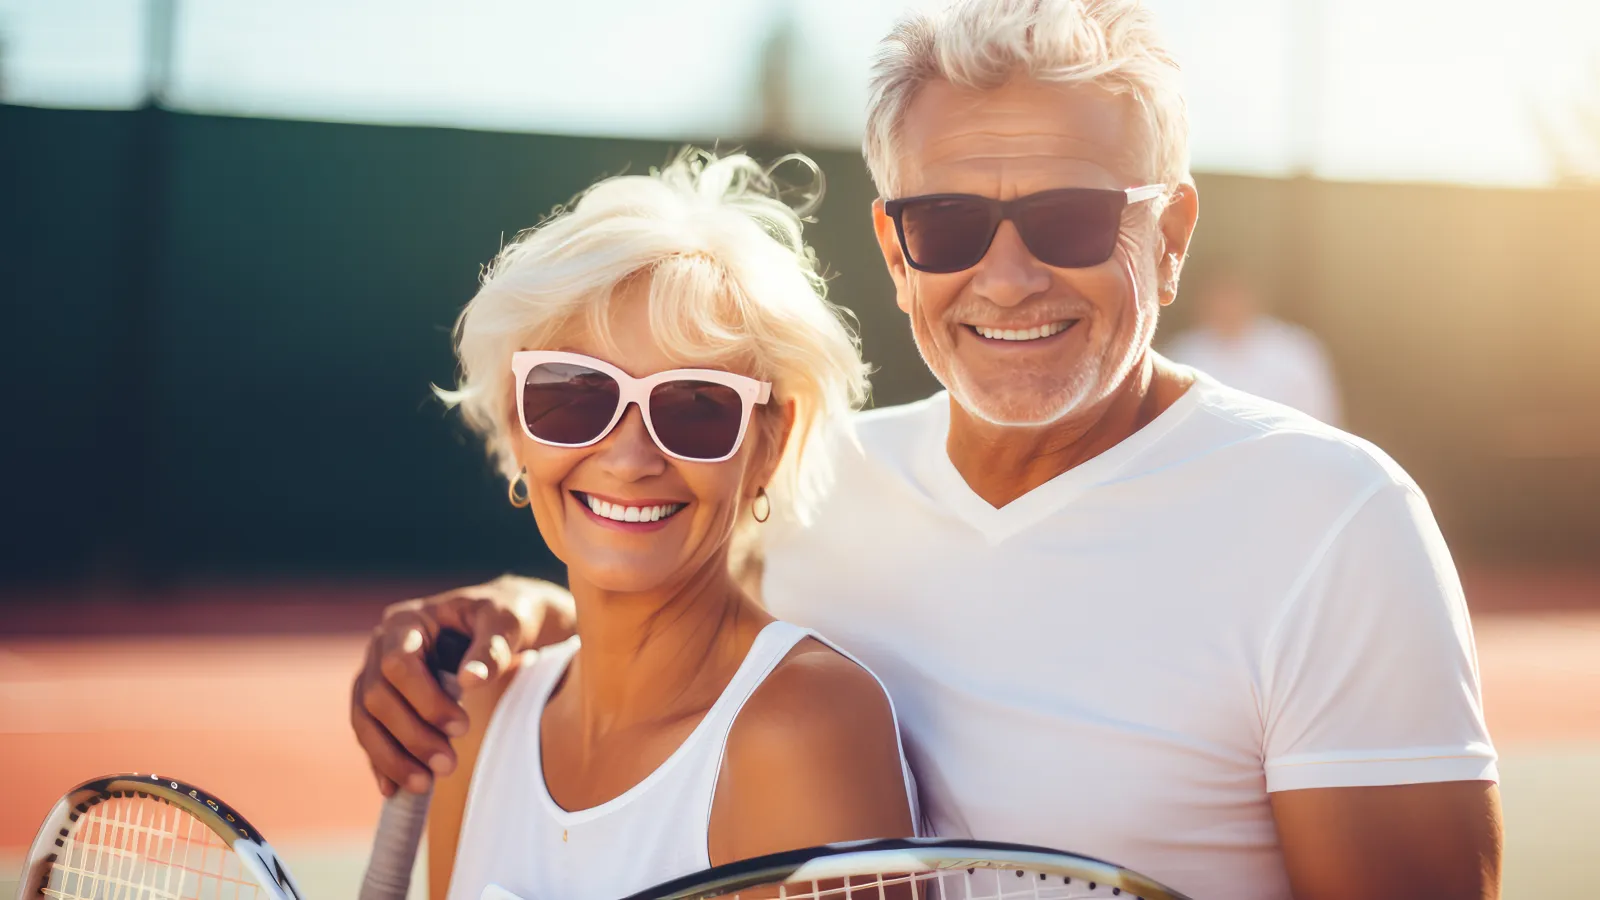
[350,2,1501,898]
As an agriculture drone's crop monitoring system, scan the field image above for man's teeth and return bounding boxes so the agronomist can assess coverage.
[973,321,1072,341]
[583,494,685,523]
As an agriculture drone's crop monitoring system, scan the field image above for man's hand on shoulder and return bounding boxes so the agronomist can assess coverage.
[349,574,575,797]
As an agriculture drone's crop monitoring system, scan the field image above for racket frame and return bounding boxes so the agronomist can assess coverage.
[619,838,1194,900]
[16,772,304,900]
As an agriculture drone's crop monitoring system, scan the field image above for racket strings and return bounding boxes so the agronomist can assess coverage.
[44,795,269,900]
[723,867,1137,900]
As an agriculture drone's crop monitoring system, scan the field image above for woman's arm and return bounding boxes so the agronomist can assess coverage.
[709,639,915,865]
[426,672,517,900]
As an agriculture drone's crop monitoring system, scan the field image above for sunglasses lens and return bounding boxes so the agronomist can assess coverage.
[521,362,620,445]
[897,197,996,273]
[649,380,746,460]
[1014,189,1127,268]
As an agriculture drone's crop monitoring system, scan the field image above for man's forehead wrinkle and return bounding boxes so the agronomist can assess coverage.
[922,126,1109,153]
[900,91,1153,192]
[915,139,1139,194]
[920,137,1118,166]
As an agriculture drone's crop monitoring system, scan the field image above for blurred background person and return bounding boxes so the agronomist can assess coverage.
[1163,263,1343,425]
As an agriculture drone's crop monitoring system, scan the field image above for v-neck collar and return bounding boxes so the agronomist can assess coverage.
[911,380,1205,545]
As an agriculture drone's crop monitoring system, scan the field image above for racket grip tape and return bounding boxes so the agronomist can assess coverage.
[428,629,472,683]
[357,627,471,900]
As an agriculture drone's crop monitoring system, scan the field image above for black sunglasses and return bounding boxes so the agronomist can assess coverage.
[883,184,1167,274]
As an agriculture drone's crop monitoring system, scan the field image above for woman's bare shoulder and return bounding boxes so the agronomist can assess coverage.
[740,637,897,734]
[710,635,912,863]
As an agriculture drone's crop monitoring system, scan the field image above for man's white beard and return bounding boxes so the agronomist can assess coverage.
[929,308,1154,429]
[945,348,1105,427]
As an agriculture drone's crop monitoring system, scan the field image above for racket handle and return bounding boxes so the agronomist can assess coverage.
[358,629,472,900]
[360,784,437,900]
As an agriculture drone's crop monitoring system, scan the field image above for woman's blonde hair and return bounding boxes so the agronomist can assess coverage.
[439,148,870,535]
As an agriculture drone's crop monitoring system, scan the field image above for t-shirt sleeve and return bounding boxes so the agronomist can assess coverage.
[1260,481,1498,792]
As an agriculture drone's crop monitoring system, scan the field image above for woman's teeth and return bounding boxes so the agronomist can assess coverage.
[972,321,1072,341]
[582,494,685,523]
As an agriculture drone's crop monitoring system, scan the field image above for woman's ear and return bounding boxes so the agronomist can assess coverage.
[775,398,797,452]
[504,418,529,473]
[751,399,798,491]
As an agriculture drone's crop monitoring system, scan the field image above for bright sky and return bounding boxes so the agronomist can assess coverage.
[2,0,1597,186]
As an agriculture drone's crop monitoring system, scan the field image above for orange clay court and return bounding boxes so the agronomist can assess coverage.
[2,568,1598,897]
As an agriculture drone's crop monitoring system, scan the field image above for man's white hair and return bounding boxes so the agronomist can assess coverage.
[863,0,1191,197]
[440,149,869,530]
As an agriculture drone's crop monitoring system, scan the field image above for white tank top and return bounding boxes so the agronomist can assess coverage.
[446,621,920,900]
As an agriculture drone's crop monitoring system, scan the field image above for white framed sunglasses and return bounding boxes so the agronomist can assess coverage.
[510,351,772,463]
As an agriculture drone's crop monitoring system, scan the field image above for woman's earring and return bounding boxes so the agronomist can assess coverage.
[508,468,531,508]
[751,486,771,524]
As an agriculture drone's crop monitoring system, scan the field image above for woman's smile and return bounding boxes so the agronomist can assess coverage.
[570,489,689,533]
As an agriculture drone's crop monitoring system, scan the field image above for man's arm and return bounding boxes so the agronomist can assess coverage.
[349,575,574,795]
[1260,479,1501,898]
[1273,782,1502,900]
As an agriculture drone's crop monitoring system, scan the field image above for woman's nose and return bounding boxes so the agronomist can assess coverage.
[591,404,668,479]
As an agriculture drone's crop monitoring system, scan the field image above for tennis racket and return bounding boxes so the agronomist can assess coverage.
[620,838,1194,900]
[14,772,304,900]
[358,627,472,900]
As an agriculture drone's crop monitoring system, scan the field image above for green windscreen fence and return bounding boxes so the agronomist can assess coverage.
[3,104,1597,586]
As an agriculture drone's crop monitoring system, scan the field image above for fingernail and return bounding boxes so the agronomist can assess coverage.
[429,754,454,775]
[462,660,489,681]
[445,719,468,737]
[406,772,431,793]
[402,629,424,654]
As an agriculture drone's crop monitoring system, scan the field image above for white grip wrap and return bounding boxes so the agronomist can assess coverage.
[359,671,461,900]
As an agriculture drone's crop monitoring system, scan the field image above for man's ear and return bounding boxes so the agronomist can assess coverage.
[872,199,914,315]
[1156,183,1200,307]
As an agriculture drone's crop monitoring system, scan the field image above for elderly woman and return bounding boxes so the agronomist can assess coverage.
[421,151,917,900]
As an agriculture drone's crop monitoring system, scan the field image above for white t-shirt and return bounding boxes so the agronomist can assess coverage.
[1164,317,1343,425]
[761,374,1495,900]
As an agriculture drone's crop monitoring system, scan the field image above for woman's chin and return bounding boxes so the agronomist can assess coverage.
[566,556,679,595]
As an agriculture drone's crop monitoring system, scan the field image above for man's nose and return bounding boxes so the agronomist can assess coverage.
[969,220,1052,308]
